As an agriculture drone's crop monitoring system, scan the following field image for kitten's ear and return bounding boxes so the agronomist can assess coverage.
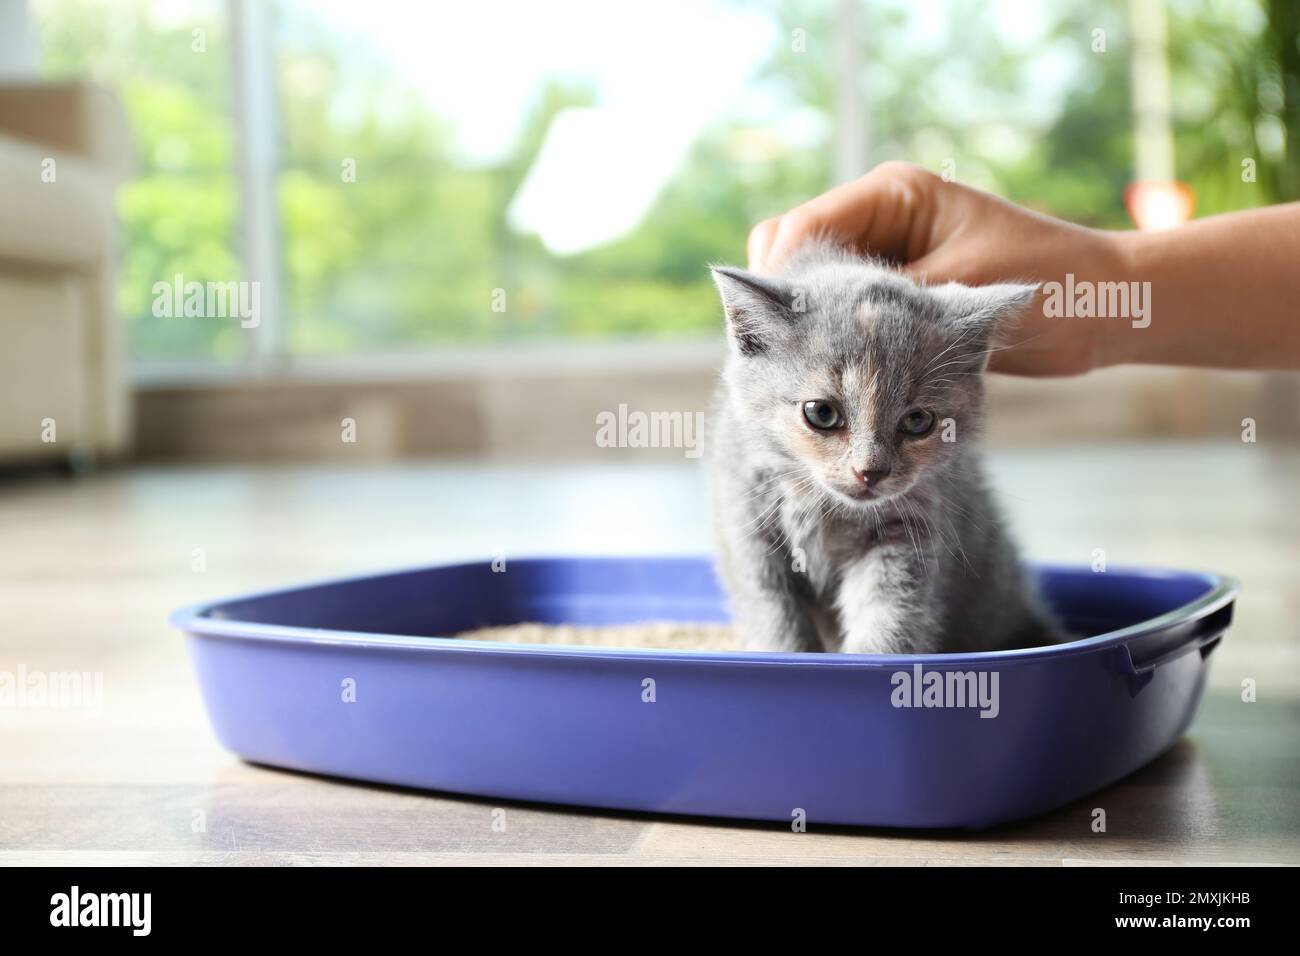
[710,266,797,357]
[930,281,1038,365]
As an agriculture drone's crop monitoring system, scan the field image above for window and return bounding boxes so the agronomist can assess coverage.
[271,0,820,353]
[31,0,1290,368]
[36,0,240,362]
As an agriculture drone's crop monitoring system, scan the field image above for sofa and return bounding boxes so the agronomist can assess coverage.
[0,81,131,465]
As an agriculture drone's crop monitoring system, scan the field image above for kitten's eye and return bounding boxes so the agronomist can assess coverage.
[898,408,936,436]
[802,400,844,431]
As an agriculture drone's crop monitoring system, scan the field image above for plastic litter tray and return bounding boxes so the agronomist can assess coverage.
[171,558,1237,829]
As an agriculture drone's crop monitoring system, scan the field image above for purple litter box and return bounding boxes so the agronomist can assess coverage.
[171,558,1237,829]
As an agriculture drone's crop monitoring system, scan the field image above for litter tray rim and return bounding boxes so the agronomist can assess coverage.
[168,557,1239,670]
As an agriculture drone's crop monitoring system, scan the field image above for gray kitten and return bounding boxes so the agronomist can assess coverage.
[709,241,1065,654]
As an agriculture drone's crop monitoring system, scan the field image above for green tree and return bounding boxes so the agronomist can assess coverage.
[34,0,1298,357]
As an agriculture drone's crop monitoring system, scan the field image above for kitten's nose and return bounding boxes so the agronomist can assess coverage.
[853,466,891,487]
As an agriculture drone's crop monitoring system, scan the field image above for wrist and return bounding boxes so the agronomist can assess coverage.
[1087,228,1145,369]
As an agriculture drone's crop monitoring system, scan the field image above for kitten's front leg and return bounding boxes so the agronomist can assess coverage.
[718,528,822,653]
[729,572,821,652]
[836,548,939,654]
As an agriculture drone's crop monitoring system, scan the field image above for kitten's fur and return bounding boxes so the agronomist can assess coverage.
[709,241,1064,654]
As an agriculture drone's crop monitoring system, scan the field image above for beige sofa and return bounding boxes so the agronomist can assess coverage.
[0,82,131,465]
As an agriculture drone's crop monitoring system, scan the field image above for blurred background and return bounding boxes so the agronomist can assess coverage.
[1,0,1298,865]
[0,0,1297,463]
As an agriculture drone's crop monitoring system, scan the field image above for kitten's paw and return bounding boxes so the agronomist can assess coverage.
[737,629,822,653]
[839,632,937,655]
[838,601,939,654]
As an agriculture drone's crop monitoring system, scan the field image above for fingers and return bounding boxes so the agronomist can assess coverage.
[746,216,781,272]
[750,161,939,273]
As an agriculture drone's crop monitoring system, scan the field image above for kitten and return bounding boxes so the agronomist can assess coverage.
[709,241,1065,654]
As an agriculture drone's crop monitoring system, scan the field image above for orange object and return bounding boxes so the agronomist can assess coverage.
[1125,180,1196,231]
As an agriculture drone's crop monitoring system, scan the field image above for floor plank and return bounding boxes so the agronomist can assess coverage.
[1,445,1297,865]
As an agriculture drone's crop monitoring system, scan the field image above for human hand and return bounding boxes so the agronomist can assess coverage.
[746,162,1130,376]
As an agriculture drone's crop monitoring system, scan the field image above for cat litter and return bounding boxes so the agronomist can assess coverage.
[171,556,1236,829]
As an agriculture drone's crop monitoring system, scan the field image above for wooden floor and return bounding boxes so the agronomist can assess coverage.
[1,444,1297,866]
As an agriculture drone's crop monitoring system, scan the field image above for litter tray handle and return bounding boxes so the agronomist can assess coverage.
[1114,600,1233,692]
